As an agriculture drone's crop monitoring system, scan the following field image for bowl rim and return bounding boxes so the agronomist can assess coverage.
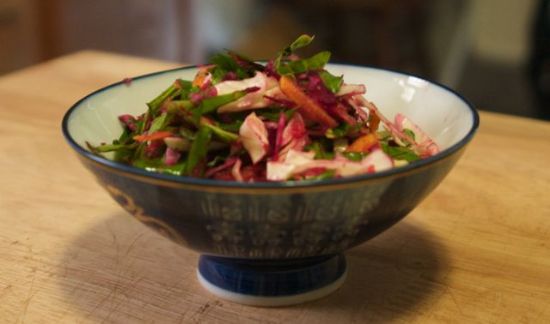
[61,64,479,190]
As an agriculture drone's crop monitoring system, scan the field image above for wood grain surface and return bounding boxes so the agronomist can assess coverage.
[0,51,549,323]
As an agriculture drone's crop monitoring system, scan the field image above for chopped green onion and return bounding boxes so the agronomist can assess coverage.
[185,126,212,175]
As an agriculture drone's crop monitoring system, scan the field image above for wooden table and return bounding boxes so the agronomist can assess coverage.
[1,51,549,323]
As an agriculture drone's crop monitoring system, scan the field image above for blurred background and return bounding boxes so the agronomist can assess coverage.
[1,0,549,120]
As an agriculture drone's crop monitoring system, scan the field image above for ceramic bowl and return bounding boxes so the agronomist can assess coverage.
[62,64,478,306]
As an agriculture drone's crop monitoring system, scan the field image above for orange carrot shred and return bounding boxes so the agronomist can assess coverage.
[192,67,211,87]
[346,133,379,153]
[369,113,380,133]
[133,131,173,142]
[279,75,338,128]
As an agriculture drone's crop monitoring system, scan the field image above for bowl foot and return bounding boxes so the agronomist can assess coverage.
[197,254,347,306]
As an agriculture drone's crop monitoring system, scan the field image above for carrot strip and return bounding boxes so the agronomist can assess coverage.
[279,75,338,128]
[369,113,380,133]
[133,131,173,142]
[346,133,379,153]
[192,67,211,87]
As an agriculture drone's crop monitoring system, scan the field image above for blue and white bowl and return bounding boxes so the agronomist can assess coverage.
[62,64,479,306]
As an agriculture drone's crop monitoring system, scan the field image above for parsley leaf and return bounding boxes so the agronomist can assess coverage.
[380,142,420,162]
[277,51,331,75]
[319,70,343,93]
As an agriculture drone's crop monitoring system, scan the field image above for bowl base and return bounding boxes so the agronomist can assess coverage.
[197,254,347,306]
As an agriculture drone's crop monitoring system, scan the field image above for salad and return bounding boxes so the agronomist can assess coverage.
[89,35,439,182]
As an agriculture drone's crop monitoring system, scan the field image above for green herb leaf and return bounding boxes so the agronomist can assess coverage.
[273,34,314,70]
[325,123,360,139]
[380,142,420,162]
[185,126,212,175]
[274,34,315,71]
[202,123,239,142]
[178,79,193,88]
[403,128,416,141]
[196,89,250,116]
[342,151,367,162]
[115,127,133,144]
[254,107,295,121]
[162,162,187,176]
[288,34,314,53]
[218,119,244,132]
[166,100,193,116]
[319,70,343,93]
[132,158,186,176]
[277,51,331,75]
[305,140,335,160]
[210,53,243,73]
[209,53,251,83]
[87,140,138,162]
[147,80,189,113]
[88,142,132,153]
[307,169,336,181]
[325,125,347,139]
[227,50,265,72]
[148,112,171,134]
[113,129,134,162]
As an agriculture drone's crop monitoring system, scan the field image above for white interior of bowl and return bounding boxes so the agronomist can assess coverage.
[67,65,475,152]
